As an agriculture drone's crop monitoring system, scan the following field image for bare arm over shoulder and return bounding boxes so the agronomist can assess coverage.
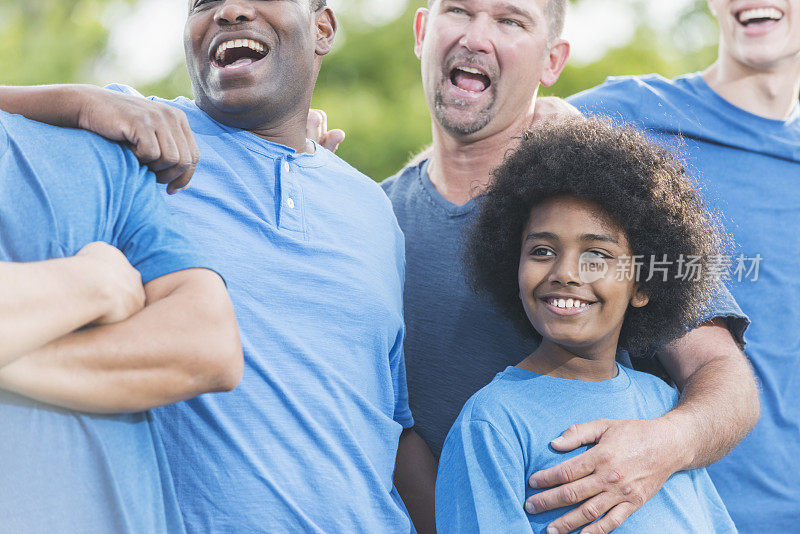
[0,267,243,413]
[0,84,198,192]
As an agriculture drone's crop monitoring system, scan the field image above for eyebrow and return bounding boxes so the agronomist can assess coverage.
[523,232,620,244]
[497,2,535,21]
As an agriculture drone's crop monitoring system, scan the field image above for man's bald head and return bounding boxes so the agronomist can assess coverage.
[426,0,566,41]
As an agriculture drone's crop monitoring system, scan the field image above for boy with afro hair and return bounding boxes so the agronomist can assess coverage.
[435,118,737,533]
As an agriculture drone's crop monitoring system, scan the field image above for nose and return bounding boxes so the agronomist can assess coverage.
[459,14,493,54]
[214,0,256,25]
[548,253,582,286]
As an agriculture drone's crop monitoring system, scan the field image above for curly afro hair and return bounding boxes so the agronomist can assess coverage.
[465,118,727,354]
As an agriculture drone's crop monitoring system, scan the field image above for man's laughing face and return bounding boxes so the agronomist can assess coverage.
[709,0,800,69]
[414,0,568,139]
[184,0,334,129]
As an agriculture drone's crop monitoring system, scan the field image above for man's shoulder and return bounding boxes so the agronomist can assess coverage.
[0,109,138,173]
[568,73,697,121]
[381,159,426,196]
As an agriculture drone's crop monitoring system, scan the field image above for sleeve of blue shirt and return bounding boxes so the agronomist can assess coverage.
[568,79,750,351]
[110,144,217,285]
[389,217,414,429]
[390,328,414,429]
[436,419,532,533]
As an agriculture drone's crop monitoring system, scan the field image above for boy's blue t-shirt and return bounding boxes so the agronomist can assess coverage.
[107,86,414,533]
[436,364,736,534]
[568,73,800,532]
[0,111,210,533]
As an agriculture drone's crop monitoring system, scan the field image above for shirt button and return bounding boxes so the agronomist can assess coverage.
[283,161,290,173]
[286,197,295,209]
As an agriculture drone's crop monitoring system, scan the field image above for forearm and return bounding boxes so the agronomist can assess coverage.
[0,258,107,366]
[660,353,758,469]
[394,428,438,534]
[0,84,96,127]
[0,269,242,413]
[656,320,759,470]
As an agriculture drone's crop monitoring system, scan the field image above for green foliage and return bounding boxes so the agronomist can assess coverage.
[0,0,131,84]
[313,5,431,180]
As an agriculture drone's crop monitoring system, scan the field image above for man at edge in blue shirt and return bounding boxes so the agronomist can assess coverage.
[566,1,800,530]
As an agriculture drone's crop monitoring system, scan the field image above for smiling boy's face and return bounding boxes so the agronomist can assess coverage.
[518,195,649,354]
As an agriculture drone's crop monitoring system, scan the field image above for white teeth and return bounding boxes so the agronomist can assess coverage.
[458,67,486,76]
[548,298,590,309]
[738,7,783,23]
[214,39,267,62]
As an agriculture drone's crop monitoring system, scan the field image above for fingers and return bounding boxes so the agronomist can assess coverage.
[526,473,602,513]
[579,503,638,534]
[544,493,618,533]
[306,109,326,144]
[551,420,612,451]
[529,447,597,490]
[307,109,346,152]
[320,129,345,152]
[128,108,197,194]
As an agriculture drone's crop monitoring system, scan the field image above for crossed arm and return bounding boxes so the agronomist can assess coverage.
[526,319,759,534]
[0,265,243,413]
[0,258,130,367]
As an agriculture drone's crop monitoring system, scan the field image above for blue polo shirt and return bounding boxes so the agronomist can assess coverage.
[569,72,800,532]
[0,111,209,533]
[107,86,414,533]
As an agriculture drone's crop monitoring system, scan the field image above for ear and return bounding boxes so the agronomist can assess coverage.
[315,7,338,56]
[540,38,570,87]
[630,287,649,308]
[706,0,719,18]
[413,8,430,60]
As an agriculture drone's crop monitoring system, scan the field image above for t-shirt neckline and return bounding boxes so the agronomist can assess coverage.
[418,159,477,218]
[684,72,800,127]
[501,362,632,393]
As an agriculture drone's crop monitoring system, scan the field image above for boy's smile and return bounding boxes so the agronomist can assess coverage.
[518,195,649,361]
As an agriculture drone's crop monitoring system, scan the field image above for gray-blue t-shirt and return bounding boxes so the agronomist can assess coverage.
[436,363,736,533]
[0,110,210,533]
[381,159,748,457]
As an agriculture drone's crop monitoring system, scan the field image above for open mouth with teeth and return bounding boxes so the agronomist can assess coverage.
[736,6,784,27]
[213,38,268,69]
[543,297,595,310]
[450,66,492,94]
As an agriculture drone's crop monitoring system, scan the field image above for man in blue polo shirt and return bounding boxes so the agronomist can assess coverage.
[0,110,241,532]
[0,0,433,531]
[567,1,800,530]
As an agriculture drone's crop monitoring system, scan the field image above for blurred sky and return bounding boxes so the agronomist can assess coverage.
[97,0,699,86]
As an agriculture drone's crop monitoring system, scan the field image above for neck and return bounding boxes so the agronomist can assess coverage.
[198,102,314,154]
[247,106,315,154]
[427,108,535,206]
[702,54,800,120]
[518,337,619,381]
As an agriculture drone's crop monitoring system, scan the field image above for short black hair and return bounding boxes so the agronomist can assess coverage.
[312,0,326,10]
[465,118,726,354]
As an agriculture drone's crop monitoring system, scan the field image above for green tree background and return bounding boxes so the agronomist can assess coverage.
[0,0,719,180]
